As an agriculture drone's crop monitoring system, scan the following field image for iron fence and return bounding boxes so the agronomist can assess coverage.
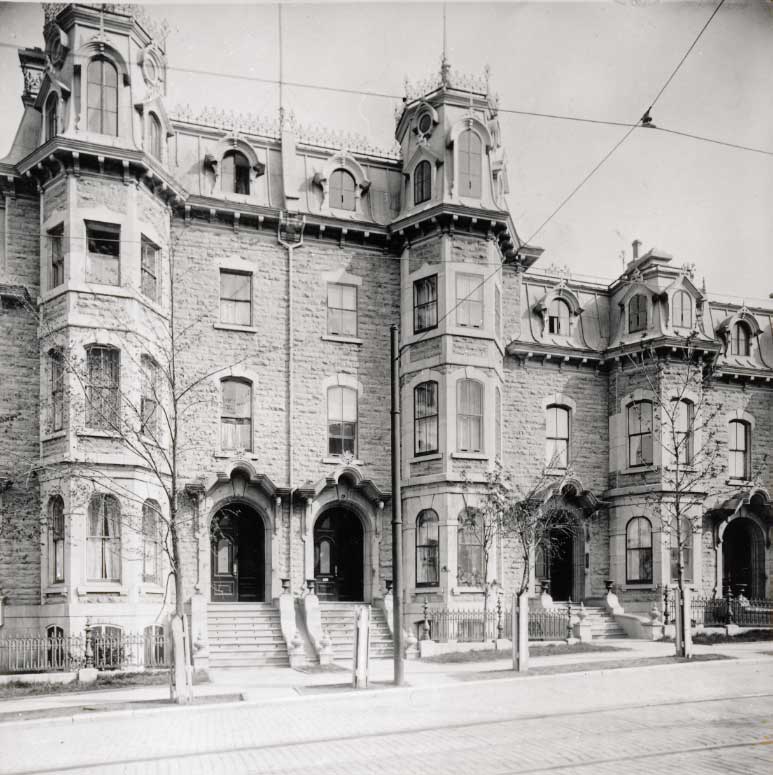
[690,596,773,628]
[423,606,569,643]
[0,629,169,675]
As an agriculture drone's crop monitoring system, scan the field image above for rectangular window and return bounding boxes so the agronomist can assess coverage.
[86,346,120,430]
[457,380,483,453]
[327,283,358,337]
[48,224,64,290]
[50,499,65,584]
[413,275,438,333]
[328,386,357,457]
[219,270,252,326]
[456,274,483,328]
[414,381,438,456]
[140,356,159,439]
[494,285,502,339]
[141,236,159,302]
[546,405,570,469]
[628,401,653,467]
[50,350,64,432]
[85,221,120,286]
[221,379,252,451]
[728,421,749,479]
[673,400,693,465]
[495,387,502,461]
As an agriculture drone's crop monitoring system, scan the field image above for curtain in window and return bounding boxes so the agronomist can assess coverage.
[416,510,439,586]
[545,404,569,468]
[728,420,749,478]
[221,379,252,451]
[626,517,652,583]
[88,494,121,581]
[86,346,119,429]
[456,274,483,327]
[414,381,438,455]
[327,284,357,336]
[330,170,356,210]
[457,380,483,452]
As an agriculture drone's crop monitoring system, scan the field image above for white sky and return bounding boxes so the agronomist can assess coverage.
[1,1,771,301]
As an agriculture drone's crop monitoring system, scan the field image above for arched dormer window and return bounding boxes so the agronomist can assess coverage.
[416,509,439,587]
[87,57,118,136]
[628,293,647,333]
[458,130,482,198]
[672,290,692,329]
[414,160,431,205]
[730,322,751,356]
[45,92,58,142]
[330,169,356,211]
[548,299,570,335]
[148,112,162,160]
[221,150,250,195]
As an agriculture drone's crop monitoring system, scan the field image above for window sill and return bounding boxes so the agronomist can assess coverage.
[78,583,125,595]
[77,429,123,440]
[622,583,656,591]
[726,477,753,487]
[450,451,488,461]
[213,323,258,334]
[414,586,440,594]
[622,465,658,475]
[411,453,442,463]
[543,466,568,477]
[452,586,485,595]
[141,583,164,595]
[665,465,697,473]
[214,452,258,460]
[322,456,365,466]
[321,334,363,345]
[42,430,67,442]
[44,584,67,595]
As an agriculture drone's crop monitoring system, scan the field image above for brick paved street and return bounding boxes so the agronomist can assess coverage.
[1,659,772,774]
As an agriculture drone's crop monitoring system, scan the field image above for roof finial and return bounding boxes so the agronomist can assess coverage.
[440,2,450,88]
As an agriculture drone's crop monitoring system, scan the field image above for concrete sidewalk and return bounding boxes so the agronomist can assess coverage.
[0,638,770,720]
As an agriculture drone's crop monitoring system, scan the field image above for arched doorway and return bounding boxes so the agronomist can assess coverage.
[210,502,266,602]
[313,507,364,601]
[723,517,765,598]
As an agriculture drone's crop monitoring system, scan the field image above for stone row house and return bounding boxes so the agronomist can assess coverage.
[0,5,770,665]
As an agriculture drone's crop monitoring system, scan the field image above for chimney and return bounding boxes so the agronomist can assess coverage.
[632,239,642,261]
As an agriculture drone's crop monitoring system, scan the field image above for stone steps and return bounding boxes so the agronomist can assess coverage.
[319,603,394,659]
[207,603,289,668]
[579,606,628,639]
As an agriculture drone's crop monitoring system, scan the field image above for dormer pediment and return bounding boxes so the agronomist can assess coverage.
[403,142,443,176]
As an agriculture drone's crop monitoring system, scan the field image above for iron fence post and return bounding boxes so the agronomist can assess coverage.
[663,585,669,624]
[84,619,94,668]
[496,595,503,640]
[725,588,734,625]
[566,598,572,640]
[421,596,430,641]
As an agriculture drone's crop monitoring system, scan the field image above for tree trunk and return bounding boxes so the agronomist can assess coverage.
[169,516,193,704]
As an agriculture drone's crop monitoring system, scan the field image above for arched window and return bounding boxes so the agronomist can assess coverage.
[548,298,570,335]
[458,130,482,198]
[457,508,483,586]
[87,57,118,136]
[628,293,647,333]
[87,494,121,581]
[672,291,692,329]
[144,624,165,667]
[221,378,252,451]
[414,160,431,205]
[730,322,751,356]
[45,92,58,142]
[221,150,250,195]
[48,495,65,583]
[626,517,652,583]
[416,509,439,586]
[47,625,66,669]
[329,169,356,210]
[316,537,333,575]
[627,400,653,467]
[148,112,162,159]
[327,385,357,457]
[672,399,694,465]
[669,517,693,583]
[728,419,750,479]
[142,499,161,584]
[457,379,483,452]
[414,381,438,455]
[85,345,120,429]
[545,404,570,468]
[90,624,123,669]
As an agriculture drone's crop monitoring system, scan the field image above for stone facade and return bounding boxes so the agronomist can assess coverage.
[0,5,771,645]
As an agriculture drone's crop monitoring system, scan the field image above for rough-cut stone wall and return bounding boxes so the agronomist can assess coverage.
[0,195,42,606]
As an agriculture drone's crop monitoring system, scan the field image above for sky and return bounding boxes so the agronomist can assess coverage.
[0,1,771,302]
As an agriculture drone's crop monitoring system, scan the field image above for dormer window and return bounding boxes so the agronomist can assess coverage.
[414,160,431,205]
[730,322,751,356]
[330,169,356,211]
[673,290,692,329]
[148,113,162,160]
[628,293,647,333]
[458,130,482,198]
[87,57,118,136]
[548,299,570,335]
[222,150,250,195]
[45,92,58,142]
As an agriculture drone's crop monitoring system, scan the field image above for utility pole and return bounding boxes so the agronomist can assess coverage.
[390,324,405,685]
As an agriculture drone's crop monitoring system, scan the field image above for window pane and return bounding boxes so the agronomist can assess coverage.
[222,380,250,418]
[220,272,251,301]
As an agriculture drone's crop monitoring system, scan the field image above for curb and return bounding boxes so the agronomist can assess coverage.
[0,651,770,729]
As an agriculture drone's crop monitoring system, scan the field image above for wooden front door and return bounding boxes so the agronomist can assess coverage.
[314,509,364,601]
[210,507,265,602]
